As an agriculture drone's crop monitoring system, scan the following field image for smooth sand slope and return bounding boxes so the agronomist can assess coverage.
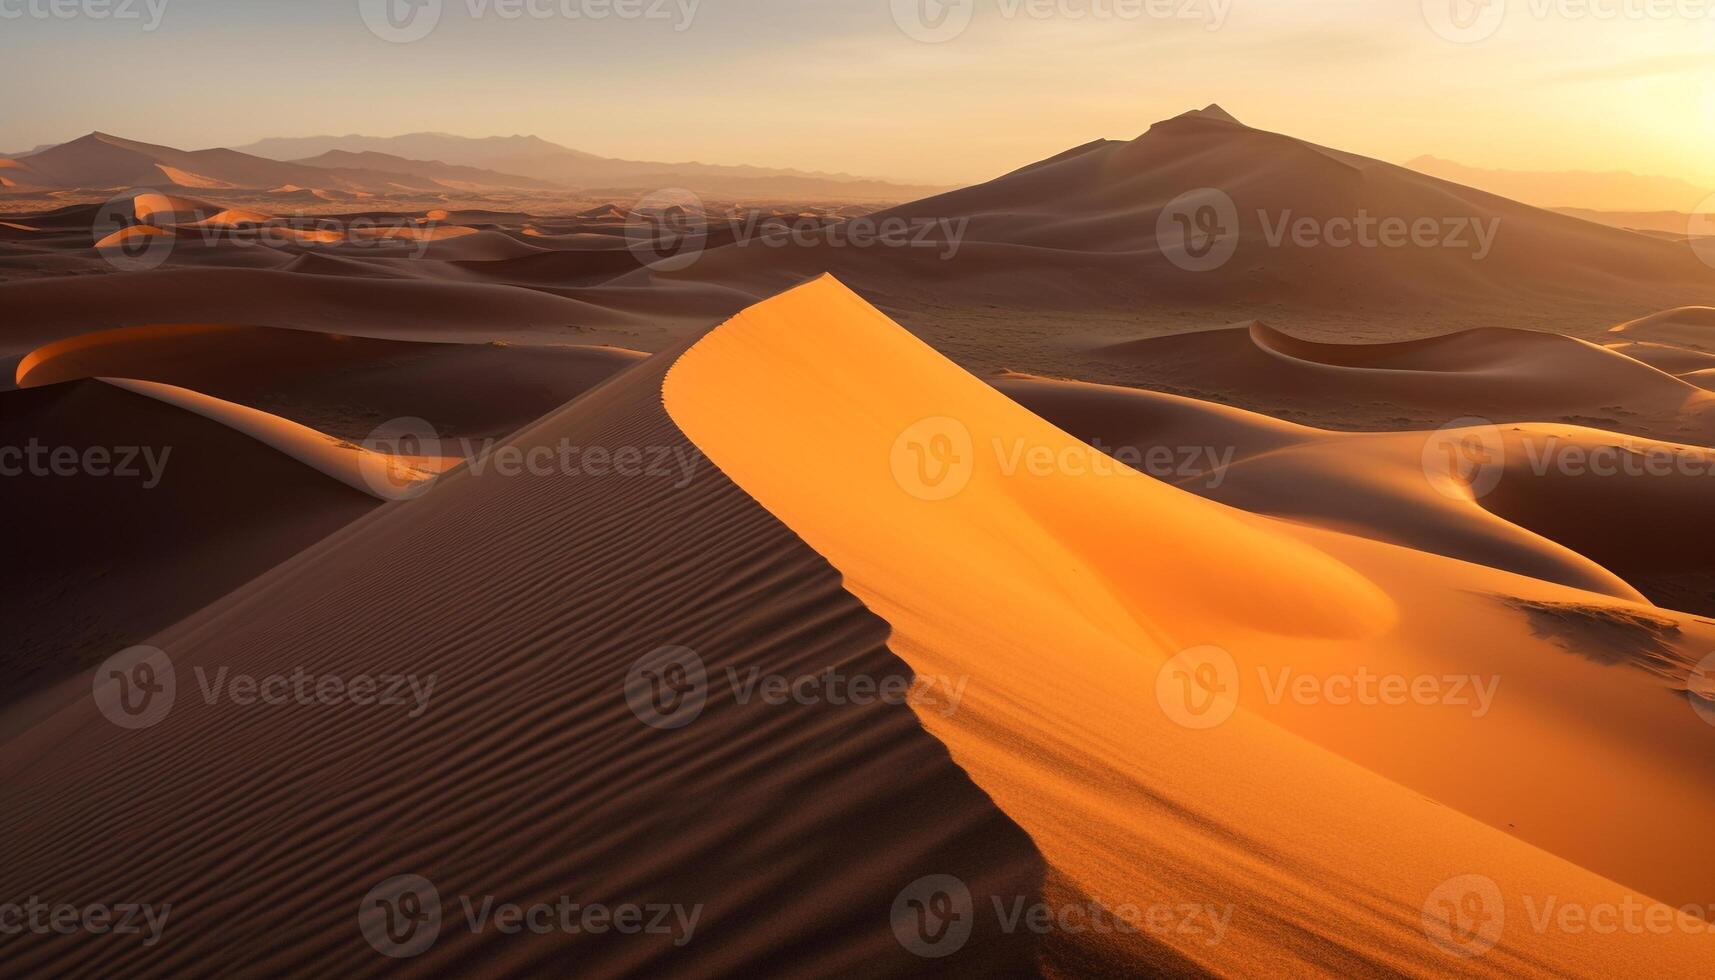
[665,276,1715,975]
[0,346,1047,977]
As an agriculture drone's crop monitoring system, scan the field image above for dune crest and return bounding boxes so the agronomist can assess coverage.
[101,377,451,500]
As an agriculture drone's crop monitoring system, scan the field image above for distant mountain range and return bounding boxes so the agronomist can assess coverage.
[241,132,952,200]
[1406,156,1713,213]
[229,133,946,198]
[2,132,953,202]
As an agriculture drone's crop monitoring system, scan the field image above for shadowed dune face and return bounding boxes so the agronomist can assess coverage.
[665,276,1715,976]
[0,381,380,706]
[1,325,646,714]
[0,346,1049,978]
[13,322,644,442]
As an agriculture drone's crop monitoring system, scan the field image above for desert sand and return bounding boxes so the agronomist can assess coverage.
[2,104,1713,977]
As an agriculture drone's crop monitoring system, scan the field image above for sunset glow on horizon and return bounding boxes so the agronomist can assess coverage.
[3,0,1712,192]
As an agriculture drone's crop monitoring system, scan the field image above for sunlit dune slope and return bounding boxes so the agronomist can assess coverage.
[665,276,1715,975]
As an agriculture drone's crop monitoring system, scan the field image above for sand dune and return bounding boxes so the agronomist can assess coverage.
[1610,305,1715,352]
[92,223,177,250]
[0,345,1044,976]
[665,276,1715,974]
[1087,319,1715,446]
[104,377,454,499]
[5,105,1713,979]
[641,107,1715,323]
[999,373,1711,614]
[0,267,657,379]
[0,380,381,709]
[1604,339,1715,376]
[14,322,643,441]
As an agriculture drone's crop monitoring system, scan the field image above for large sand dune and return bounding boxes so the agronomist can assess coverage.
[665,276,1715,975]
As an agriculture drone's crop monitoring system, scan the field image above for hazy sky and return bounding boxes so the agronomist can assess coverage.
[2,0,1712,186]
